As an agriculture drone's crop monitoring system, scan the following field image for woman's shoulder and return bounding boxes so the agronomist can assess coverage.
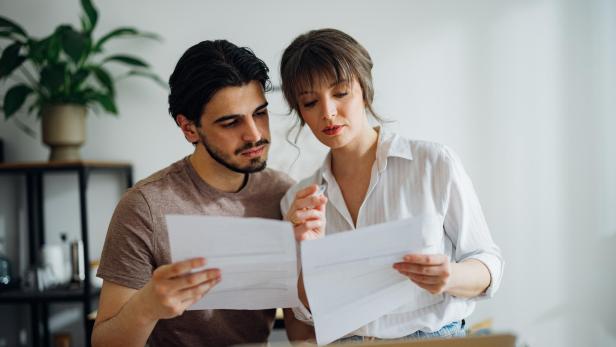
[389,133,457,164]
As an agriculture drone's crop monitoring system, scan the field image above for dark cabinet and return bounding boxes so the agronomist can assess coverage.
[0,161,132,347]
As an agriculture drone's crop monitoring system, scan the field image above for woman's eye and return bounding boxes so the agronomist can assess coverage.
[255,110,268,117]
[302,100,317,108]
[334,92,348,98]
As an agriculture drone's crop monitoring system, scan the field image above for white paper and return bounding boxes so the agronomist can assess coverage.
[301,215,446,345]
[166,215,301,310]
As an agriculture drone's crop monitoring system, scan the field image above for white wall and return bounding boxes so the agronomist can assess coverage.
[0,0,614,346]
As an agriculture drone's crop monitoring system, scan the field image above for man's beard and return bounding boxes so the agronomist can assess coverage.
[199,132,269,174]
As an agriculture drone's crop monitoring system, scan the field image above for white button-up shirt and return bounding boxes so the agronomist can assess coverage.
[280,127,504,338]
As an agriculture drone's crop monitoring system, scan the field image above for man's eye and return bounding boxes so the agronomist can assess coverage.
[255,110,268,117]
[302,100,317,108]
[221,121,238,128]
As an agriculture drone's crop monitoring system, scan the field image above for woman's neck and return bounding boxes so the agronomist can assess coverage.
[331,125,379,179]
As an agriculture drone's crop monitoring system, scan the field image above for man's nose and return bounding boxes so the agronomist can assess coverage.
[242,116,262,142]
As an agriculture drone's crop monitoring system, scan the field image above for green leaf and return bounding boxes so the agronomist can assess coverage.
[93,92,117,114]
[40,63,67,94]
[121,69,167,89]
[60,26,87,62]
[80,0,98,32]
[70,68,91,91]
[93,27,160,52]
[0,30,24,42]
[91,66,114,95]
[94,27,136,51]
[3,84,33,119]
[103,54,149,68]
[28,33,61,65]
[80,16,91,34]
[0,42,25,78]
[0,16,27,38]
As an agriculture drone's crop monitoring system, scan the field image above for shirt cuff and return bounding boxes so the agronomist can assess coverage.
[292,303,314,325]
[463,253,504,299]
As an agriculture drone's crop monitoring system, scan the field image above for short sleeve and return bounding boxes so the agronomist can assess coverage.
[97,188,155,289]
[441,147,504,298]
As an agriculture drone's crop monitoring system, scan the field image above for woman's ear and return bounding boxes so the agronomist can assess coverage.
[176,114,200,143]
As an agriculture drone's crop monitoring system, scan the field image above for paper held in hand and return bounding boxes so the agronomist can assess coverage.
[166,215,301,310]
[301,215,446,345]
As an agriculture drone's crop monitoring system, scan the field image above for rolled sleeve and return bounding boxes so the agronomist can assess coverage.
[442,147,504,298]
[463,252,504,298]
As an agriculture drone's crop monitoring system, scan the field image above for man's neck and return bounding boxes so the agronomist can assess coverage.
[189,145,247,193]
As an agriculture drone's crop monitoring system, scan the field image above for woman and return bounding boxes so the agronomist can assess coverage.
[280,28,504,343]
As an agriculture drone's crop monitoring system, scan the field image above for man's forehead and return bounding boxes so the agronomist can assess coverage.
[202,81,266,118]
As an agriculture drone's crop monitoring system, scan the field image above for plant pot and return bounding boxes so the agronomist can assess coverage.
[41,104,87,161]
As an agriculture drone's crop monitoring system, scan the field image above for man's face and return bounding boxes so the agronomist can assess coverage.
[196,80,271,173]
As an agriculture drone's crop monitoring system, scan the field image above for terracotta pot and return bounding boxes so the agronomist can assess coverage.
[41,104,87,161]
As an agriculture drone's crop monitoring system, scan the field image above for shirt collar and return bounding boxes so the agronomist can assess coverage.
[319,125,413,183]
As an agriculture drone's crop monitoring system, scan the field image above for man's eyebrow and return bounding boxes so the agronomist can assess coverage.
[254,102,268,113]
[212,102,269,124]
[213,114,240,124]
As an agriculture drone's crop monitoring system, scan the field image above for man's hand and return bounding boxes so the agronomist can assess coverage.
[138,257,221,320]
[286,185,327,241]
[393,254,451,295]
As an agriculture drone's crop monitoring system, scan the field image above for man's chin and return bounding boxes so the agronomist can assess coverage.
[228,158,267,174]
[245,159,267,173]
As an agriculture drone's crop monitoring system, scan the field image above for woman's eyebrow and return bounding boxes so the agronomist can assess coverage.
[299,80,349,96]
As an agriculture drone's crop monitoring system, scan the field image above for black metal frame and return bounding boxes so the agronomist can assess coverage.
[0,162,133,347]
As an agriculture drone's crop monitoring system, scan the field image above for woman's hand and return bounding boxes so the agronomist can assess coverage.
[286,184,327,241]
[393,254,452,295]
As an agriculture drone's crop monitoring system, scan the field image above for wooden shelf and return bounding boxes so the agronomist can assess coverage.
[0,285,101,303]
[0,160,132,173]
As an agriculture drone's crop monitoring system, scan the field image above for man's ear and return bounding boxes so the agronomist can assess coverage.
[176,114,200,143]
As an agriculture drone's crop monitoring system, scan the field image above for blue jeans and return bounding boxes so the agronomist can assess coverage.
[336,320,465,344]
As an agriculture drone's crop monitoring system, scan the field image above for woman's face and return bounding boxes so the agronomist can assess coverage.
[297,77,368,150]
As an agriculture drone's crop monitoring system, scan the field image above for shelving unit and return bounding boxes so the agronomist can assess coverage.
[0,161,133,347]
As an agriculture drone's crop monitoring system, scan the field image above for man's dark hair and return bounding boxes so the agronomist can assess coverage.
[168,40,271,126]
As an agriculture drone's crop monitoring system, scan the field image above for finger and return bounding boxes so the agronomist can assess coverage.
[393,263,444,276]
[302,219,323,231]
[403,254,448,266]
[316,196,328,211]
[293,209,324,223]
[294,185,319,200]
[155,257,206,280]
[293,220,324,240]
[178,277,221,302]
[399,271,443,285]
[168,268,221,292]
[293,195,326,210]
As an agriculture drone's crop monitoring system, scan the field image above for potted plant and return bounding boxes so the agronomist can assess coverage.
[0,0,164,161]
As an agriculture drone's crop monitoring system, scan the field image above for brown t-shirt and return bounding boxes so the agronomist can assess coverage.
[97,157,294,347]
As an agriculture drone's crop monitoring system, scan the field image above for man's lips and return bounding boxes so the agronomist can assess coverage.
[322,125,344,136]
[240,145,266,157]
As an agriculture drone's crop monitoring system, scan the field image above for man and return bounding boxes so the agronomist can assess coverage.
[92,40,308,347]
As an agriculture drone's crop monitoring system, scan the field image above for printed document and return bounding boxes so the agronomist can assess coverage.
[301,215,446,345]
[166,215,301,310]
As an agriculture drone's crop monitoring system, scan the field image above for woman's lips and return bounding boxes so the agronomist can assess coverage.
[240,145,265,158]
[322,125,344,136]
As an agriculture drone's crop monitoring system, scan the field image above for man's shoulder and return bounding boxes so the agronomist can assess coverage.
[115,157,194,213]
[133,158,189,192]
